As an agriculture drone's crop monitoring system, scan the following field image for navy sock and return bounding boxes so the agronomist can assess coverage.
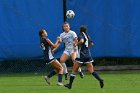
[92,71,103,82]
[47,70,56,78]
[69,74,76,86]
[58,74,63,82]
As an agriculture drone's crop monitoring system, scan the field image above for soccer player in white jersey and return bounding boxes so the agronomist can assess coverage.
[53,22,84,80]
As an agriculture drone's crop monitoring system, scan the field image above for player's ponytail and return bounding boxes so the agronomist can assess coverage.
[80,25,93,47]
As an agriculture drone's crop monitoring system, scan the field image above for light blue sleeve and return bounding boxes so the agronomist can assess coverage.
[60,33,63,42]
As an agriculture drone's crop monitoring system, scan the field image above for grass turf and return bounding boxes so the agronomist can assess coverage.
[0,71,140,93]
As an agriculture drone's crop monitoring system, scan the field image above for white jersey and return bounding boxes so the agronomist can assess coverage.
[60,30,77,52]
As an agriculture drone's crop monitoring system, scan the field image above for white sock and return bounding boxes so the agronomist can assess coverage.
[62,63,68,74]
[78,67,82,72]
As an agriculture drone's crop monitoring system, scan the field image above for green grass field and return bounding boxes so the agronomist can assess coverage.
[0,71,140,93]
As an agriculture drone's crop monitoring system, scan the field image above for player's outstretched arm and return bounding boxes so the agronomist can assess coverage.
[52,37,61,52]
[45,38,56,49]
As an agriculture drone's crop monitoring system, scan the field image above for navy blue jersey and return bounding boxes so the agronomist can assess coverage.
[41,37,55,64]
[76,33,93,63]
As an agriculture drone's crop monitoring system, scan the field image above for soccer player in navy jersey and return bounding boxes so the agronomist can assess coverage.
[53,22,84,80]
[64,26,104,89]
[39,29,63,86]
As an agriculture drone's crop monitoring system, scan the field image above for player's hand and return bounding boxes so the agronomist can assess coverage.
[57,37,60,41]
[51,50,54,54]
[73,43,77,47]
[90,41,94,46]
[56,37,61,43]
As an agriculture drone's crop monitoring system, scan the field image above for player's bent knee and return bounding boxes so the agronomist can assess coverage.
[58,66,63,72]
[59,67,64,74]
[87,69,94,74]
[60,59,65,63]
[60,67,63,72]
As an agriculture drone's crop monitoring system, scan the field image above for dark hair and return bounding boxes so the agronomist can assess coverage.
[39,29,46,47]
[80,25,93,46]
[63,22,70,27]
[80,25,87,33]
[39,29,46,37]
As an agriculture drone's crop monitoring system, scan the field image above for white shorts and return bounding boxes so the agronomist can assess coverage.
[63,48,78,56]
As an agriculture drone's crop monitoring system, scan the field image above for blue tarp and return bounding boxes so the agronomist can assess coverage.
[66,0,140,57]
[0,0,140,60]
[0,0,64,60]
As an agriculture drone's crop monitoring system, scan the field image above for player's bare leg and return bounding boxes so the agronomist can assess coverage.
[72,52,84,78]
[64,62,81,89]
[60,53,69,80]
[44,60,63,86]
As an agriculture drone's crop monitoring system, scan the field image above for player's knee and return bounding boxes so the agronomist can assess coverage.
[72,59,75,63]
[60,59,65,63]
[87,68,94,74]
[88,71,92,74]
[54,69,59,73]
[58,66,63,72]
[72,68,78,73]
[60,66,63,72]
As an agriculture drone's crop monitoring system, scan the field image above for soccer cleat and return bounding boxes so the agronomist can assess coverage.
[64,84,72,89]
[79,72,84,78]
[57,82,63,86]
[100,80,104,88]
[65,73,68,80]
[44,76,50,85]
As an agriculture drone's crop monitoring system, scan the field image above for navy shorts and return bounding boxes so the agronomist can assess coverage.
[44,58,56,64]
[75,57,94,64]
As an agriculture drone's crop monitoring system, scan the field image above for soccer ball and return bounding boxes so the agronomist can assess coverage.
[66,10,75,19]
